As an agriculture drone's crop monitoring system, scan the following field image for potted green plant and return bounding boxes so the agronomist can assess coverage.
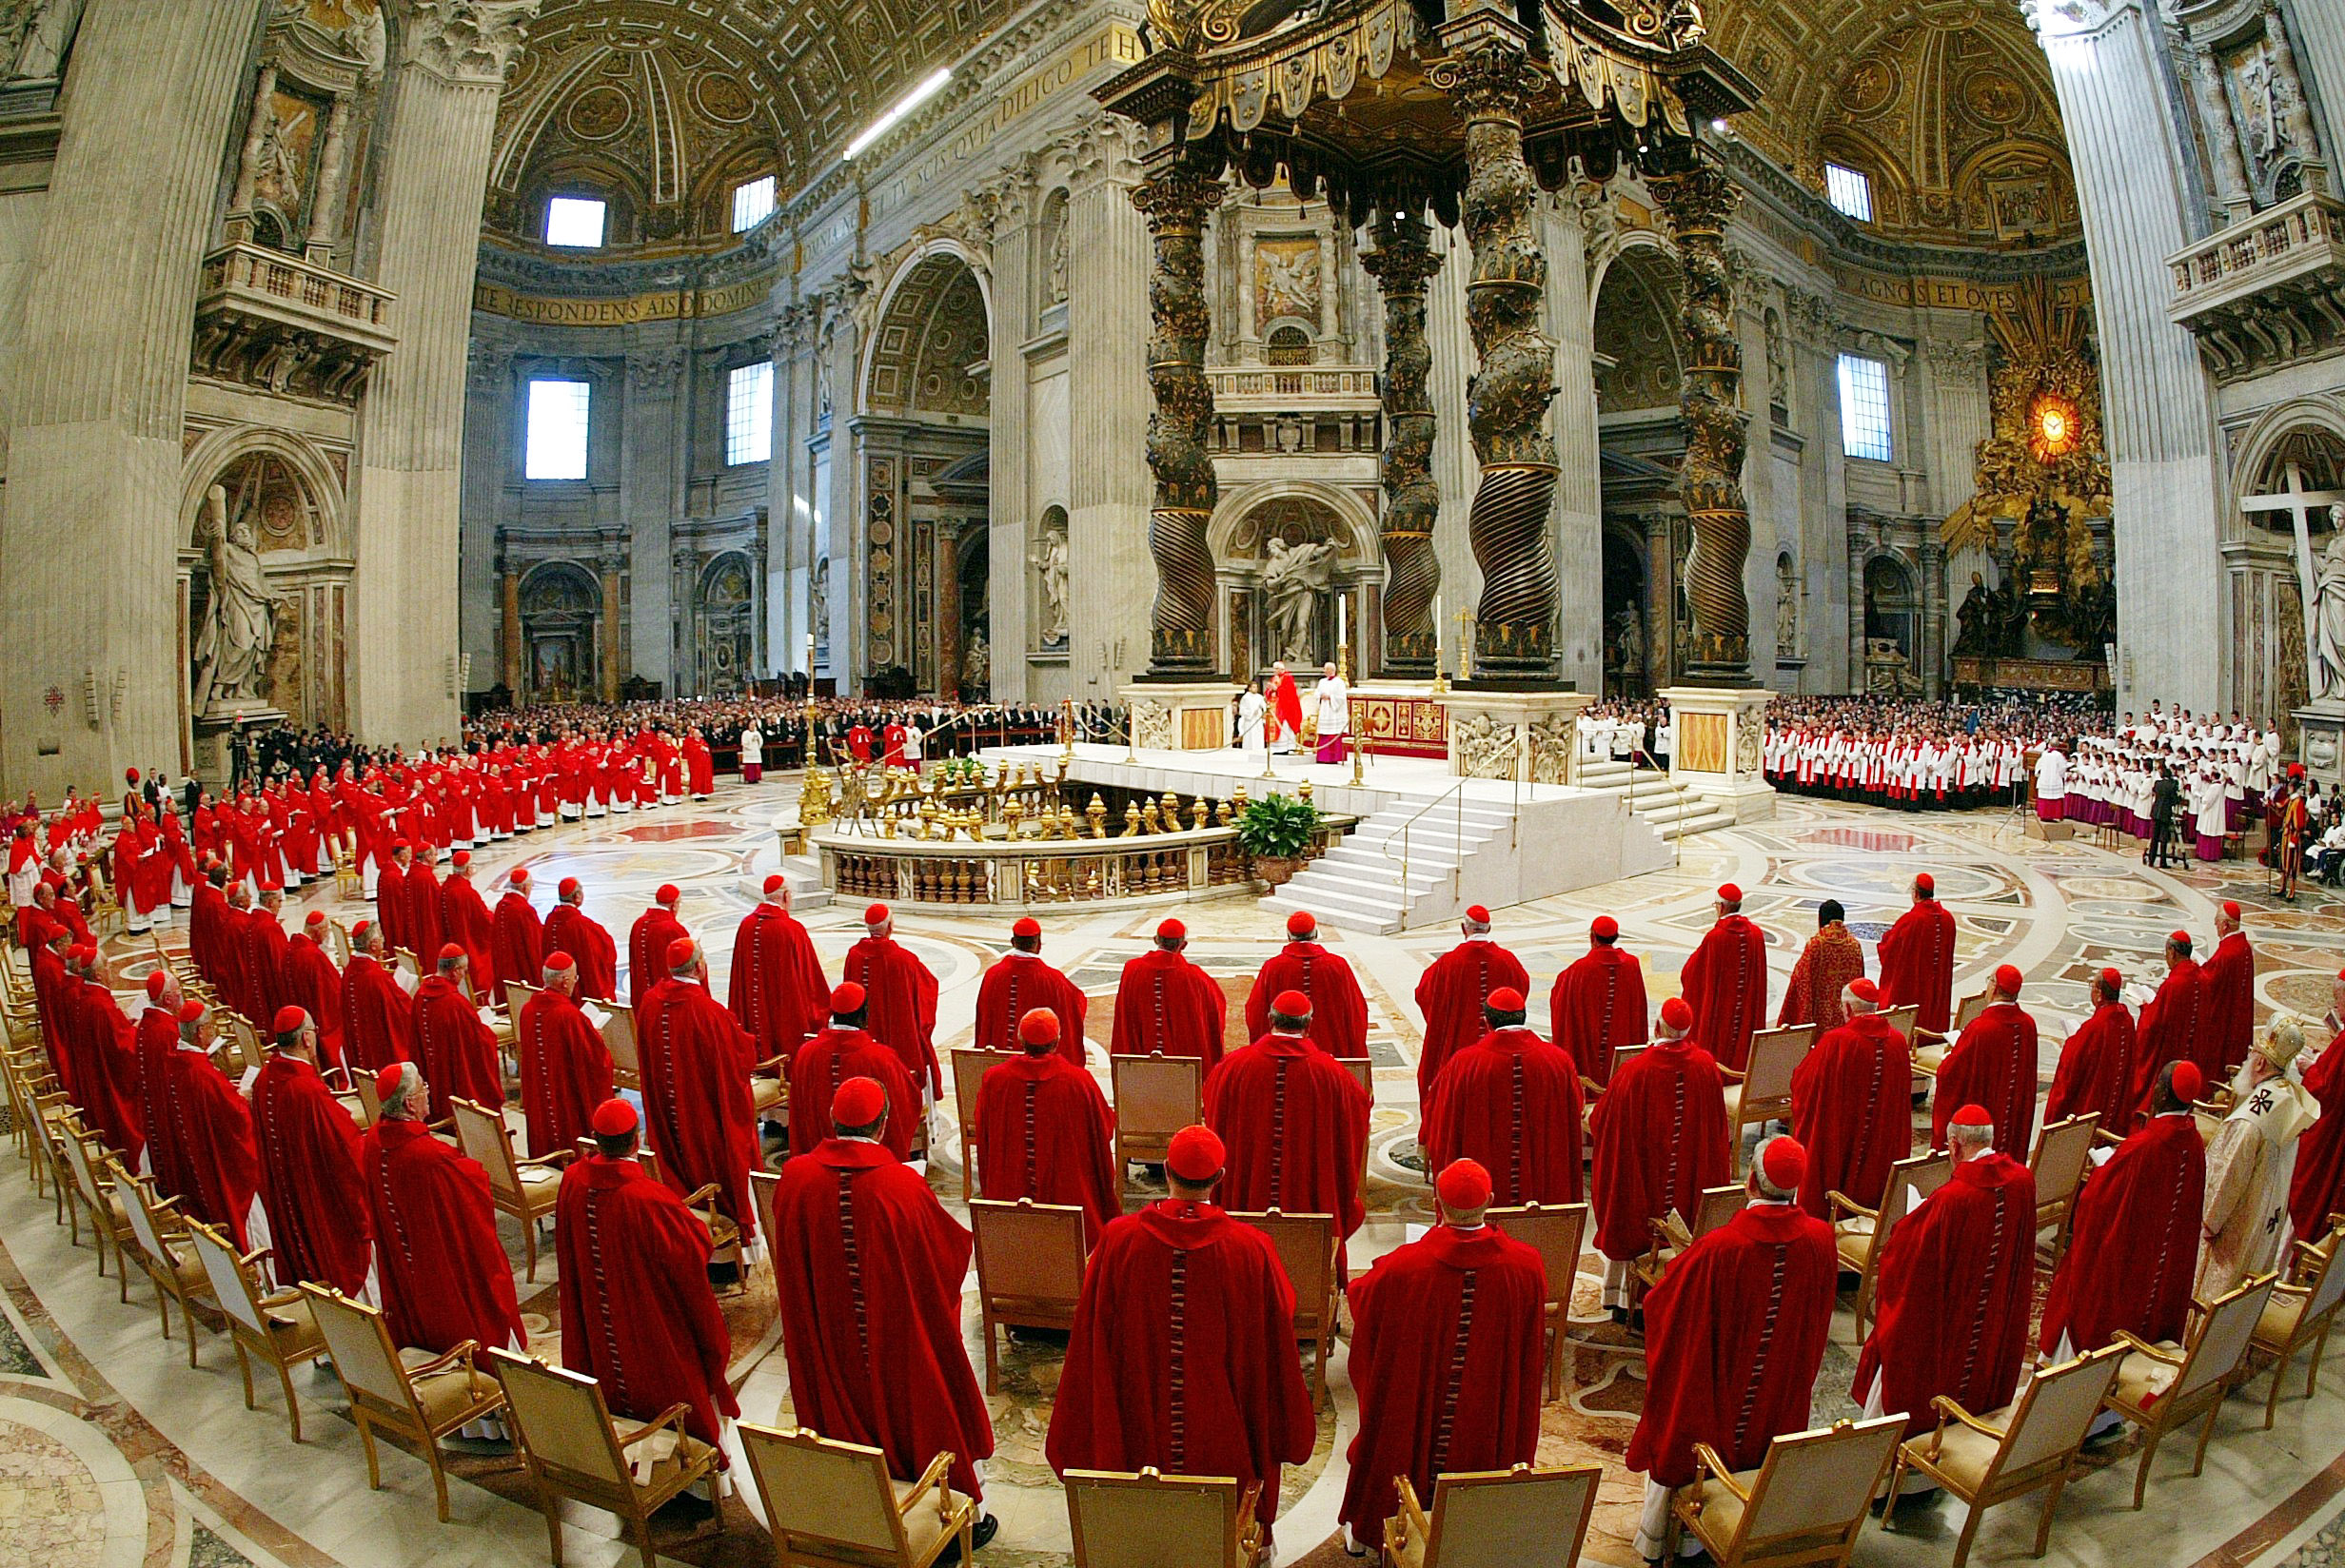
[1234,794,1322,888]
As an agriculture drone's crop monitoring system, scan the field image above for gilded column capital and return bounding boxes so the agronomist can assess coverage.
[393,0,542,84]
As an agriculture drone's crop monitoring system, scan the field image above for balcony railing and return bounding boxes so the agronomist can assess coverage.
[192,243,396,403]
[2167,191,2345,380]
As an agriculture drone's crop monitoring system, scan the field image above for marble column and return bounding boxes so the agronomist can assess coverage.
[349,0,543,744]
[2189,40,2255,219]
[598,553,622,703]
[1543,189,1604,693]
[498,555,522,695]
[1063,122,1152,694]
[1644,512,1674,689]
[1359,210,1442,676]
[1131,157,1225,676]
[764,297,810,676]
[2290,0,2345,175]
[0,0,267,795]
[1425,219,1481,678]
[305,93,354,261]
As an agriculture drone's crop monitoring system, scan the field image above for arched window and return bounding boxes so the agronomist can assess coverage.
[1267,323,1312,366]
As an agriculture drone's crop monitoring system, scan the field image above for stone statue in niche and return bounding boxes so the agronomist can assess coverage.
[1775,558,1799,657]
[1764,309,1788,424]
[810,557,831,649]
[192,482,282,712]
[1611,609,1645,675]
[0,0,81,84]
[1262,537,1337,665]
[1029,518,1070,646]
[961,628,991,692]
[2313,532,2345,702]
[1044,218,1068,306]
[1954,571,2006,658]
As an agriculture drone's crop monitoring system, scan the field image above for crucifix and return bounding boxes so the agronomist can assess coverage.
[2241,459,2345,700]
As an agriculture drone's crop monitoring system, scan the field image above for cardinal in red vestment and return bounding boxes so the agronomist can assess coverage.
[338,922,414,1073]
[1626,1137,1838,1558]
[1788,978,1913,1220]
[971,1009,1119,1240]
[1549,914,1648,1090]
[558,1100,737,1446]
[1244,911,1370,1057]
[1678,884,1767,1070]
[842,903,942,1096]
[640,938,761,1238]
[246,889,294,1024]
[282,911,346,1076]
[1047,1125,1313,1535]
[152,1001,263,1250]
[1929,965,2039,1159]
[438,853,500,1003]
[973,917,1090,1064]
[132,972,182,1178]
[1878,872,1957,1035]
[2047,968,2138,1137]
[1109,918,1228,1066]
[1589,997,1729,1312]
[1777,900,1866,1035]
[1422,987,1585,1205]
[543,878,619,1001]
[1340,1158,1546,1552]
[2128,931,2208,1116]
[1853,1106,2036,1438]
[2200,901,2256,1080]
[361,1063,527,1354]
[626,886,688,1009]
[413,946,504,1124]
[769,1078,996,1516]
[490,867,543,1000]
[1414,906,1531,1101]
[2290,977,2345,1243]
[2040,1060,2207,1356]
[1266,663,1304,752]
[788,983,920,1160]
[1206,989,1372,1245]
[726,876,827,1068]
[517,954,614,1159]
[402,854,444,960]
[250,1008,370,1296]
[65,951,145,1161]
[374,844,411,953]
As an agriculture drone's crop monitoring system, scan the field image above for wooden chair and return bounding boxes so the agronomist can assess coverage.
[1831,1151,1953,1337]
[1065,1467,1261,1568]
[1110,1051,1203,1195]
[326,916,355,966]
[950,1047,1009,1201]
[739,1421,975,1568]
[301,1284,505,1521]
[114,1166,214,1366]
[1882,1003,1921,1042]
[2250,1224,2345,1427]
[1385,1463,1600,1568]
[1231,1207,1340,1401]
[2099,1272,2279,1508]
[351,1068,384,1128]
[1722,1025,1809,1168]
[1487,1201,1589,1403]
[490,1349,723,1568]
[215,1010,264,1078]
[970,1197,1088,1393]
[1951,990,1992,1032]
[55,1121,136,1297]
[451,1096,570,1281]
[1670,1415,1904,1568]
[1336,1055,1372,1095]
[2027,1114,2099,1258]
[1882,1344,2126,1568]
[600,1000,641,1092]
[1596,1041,1649,1095]
[502,978,541,1015]
[1634,1184,1747,1294]
[183,1218,327,1441]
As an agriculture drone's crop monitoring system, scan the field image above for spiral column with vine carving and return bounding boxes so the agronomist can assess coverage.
[1361,210,1443,676]
[1132,163,1226,676]
[1653,161,1753,684]
[1442,39,1559,680]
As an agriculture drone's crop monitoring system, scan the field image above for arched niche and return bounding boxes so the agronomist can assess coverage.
[518,559,605,703]
[1592,245,1684,417]
[1212,487,1379,676]
[693,550,757,696]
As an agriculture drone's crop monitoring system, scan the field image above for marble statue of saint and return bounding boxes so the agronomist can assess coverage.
[1263,537,1336,664]
[2313,531,2345,702]
[1614,608,1645,673]
[191,482,279,711]
[1030,520,1070,645]
[962,628,991,690]
[810,557,831,647]
[1044,219,1068,306]
[1954,571,1998,657]
[8,0,80,82]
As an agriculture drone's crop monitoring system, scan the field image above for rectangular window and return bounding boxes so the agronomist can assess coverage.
[726,362,773,466]
[525,379,591,480]
[731,175,777,233]
[544,196,607,248]
[1837,353,1893,461]
[1824,163,1873,223]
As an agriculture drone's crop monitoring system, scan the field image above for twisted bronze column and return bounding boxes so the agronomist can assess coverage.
[1361,210,1443,676]
[1653,161,1753,684]
[1132,163,1225,677]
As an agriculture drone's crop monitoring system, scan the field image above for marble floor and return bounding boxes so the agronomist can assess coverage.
[10,775,2345,1568]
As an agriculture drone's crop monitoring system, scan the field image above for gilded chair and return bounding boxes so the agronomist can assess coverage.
[1110,1050,1203,1196]
[1385,1463,1600,1568]
[2249,1223,2345,1427]
[302,1284,505,1521]
[1831,1151,1952,1337]
[739,1421,974,1568]
[1231,1207,1340,1401]
[1486,1200,1589,1402]
[1723,1025,1809,1169]
[2099,1273,2279,1508]
[1671,1416,1904,1568]
[184,1218,328,1441]
[1065,1467,1261,1568]
[969,1197,1088,1393]
[450,1096,570,1281]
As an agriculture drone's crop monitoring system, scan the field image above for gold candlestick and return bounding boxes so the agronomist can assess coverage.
[1455,608,1477,684]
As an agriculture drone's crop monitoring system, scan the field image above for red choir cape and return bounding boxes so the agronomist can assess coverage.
[1204,1033,1372,1239]
[1788,1013,1914,1220]
[281,933,346,1074]
[1046,1199,1313,1526]
[250,1054,371,1296]
[971,1051,1120,1241]
[787,1028,918,1160]
[401,863,444,958]
[411,974,504,1124]
[1340,1224,1547,1543]
[2039,1112,2205,1353]
[243,911,292,1025]
[2128,959,2207,1115]
[556,1155,738,1442]
[1625,1202,1839,1486]
[973,952,1090,1064]
[490,892,543,999]
[627,907,687,1009]
[1929,1003,2039,1159]
[361,1118,526,1354]
[376,864,411,951]
[133,1006,181,1188]
[638,976,760,1238]
[1243,942,1370,1058]
[30,944,71,1090]
[187,884,227,983]
[2291,1029,2345,1242]
[1549,944,1648,1090]
[684,736,714,794]
[768,1137,995,1498]
[439,876,500,1000]
[1269,673,1303,740]
[1109,949,1229,1067]
[543,906,620,1001]
[2199,932,2256,1079]
[517,989,615,1160]
[1878,901,1957,1033]
[339,954,415,1073]
[1422,1027,1586,1205]
[842,933,942,1095]
[1587,1039,1730,1260]
[1413,939,1532,1100]
[67,978,145,1161]
[1852,1151,2036,1435]
[727,903,829,1067]
[2045,1001,2138,1137]
[1678,915,1768,1071]
[155,1046,261,1249]
[1777,928,1865,1033]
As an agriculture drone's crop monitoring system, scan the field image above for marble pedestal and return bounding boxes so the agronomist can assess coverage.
[1438,689,1593,785]
[192,702,288,789]
[2295,703,2344,792]
[1660,685,1777,822]
[1120,682,1238,752]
